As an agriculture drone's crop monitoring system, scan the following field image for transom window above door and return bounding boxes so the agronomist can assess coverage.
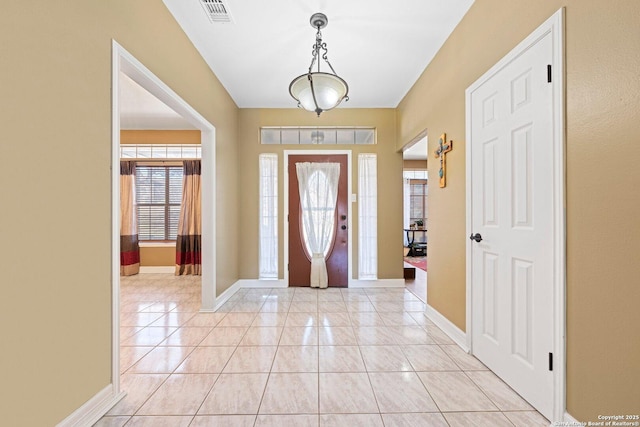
[261,127,375,145]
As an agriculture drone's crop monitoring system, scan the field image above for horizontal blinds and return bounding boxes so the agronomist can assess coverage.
[136,165,183,240]
[409,180,428,226]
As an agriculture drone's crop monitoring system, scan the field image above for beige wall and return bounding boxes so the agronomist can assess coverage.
[121,129,201,145]
[0,2,238,425]
[238,108,402,281]
[122,130,201,266]
[139,246,174,267]
[396,0,640,420]
[1,0,638,423]
[403,160,428,169]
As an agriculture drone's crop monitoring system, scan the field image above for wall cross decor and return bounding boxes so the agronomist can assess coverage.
[434,133,453,188]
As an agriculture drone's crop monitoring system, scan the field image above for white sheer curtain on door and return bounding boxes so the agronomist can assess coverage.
[296,162,340,288]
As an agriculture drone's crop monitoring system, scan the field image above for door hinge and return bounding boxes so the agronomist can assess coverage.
[547,64,552,83]
[548,352,553,371]
[287,263,289,271]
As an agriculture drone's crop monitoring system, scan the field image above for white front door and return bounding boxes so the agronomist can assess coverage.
[467,28,557,418]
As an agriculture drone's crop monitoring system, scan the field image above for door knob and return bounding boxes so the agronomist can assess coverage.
[340,215,347,220]
[469,233,483,242]
[341,225,347,230]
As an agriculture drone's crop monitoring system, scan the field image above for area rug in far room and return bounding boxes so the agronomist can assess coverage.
[404,256,427,271]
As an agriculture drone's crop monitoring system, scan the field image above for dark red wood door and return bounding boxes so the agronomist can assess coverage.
[288,154,348,287]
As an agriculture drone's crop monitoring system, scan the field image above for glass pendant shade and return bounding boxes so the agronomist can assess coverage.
[289,72,349,116]
[289,13,349,117]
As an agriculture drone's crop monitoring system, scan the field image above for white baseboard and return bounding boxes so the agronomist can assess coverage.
[207,279,285,312]
[139,266,174,274]
[564,412,580,424]
[205,277,406,312]
[425,304,468,351]
[207,280,243,312]
[56,384,125,427]
[349,278,405,288]
[237,279,288,288]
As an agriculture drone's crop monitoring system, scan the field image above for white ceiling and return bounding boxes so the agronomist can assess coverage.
[403,136,428,161]
[119,1,473,138]
[163,0,474,109]
[119,72,196,130]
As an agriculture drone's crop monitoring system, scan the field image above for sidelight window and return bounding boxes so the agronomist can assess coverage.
[259,154,278,279]
[358,154,378,279]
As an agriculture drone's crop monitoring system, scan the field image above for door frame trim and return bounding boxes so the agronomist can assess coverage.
[111,40,218,399]
[284,150,353,287]
[464,8,565,422]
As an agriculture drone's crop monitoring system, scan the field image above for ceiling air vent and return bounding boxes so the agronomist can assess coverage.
[199,0,233,23]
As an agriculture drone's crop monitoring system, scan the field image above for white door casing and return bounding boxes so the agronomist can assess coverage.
[111,41,218,410]
[466,9,565,421]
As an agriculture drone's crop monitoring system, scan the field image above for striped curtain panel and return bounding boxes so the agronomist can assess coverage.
[120,161,140,276]
[176,160,202,275]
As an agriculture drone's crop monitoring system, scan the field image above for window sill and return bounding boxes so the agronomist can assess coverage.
[139,241,176,248]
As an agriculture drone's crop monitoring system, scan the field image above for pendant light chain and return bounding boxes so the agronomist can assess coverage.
[308,26,338,76]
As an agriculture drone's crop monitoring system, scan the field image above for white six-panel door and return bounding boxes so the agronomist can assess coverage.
[467,29,558,418]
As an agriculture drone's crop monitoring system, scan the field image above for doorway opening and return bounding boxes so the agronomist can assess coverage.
[402,132,428,301]
[111,41,217,397]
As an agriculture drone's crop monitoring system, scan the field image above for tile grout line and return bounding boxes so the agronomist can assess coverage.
[113,277,545,425]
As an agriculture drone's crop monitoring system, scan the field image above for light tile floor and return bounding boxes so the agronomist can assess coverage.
[95,274,549,426]
[404,260,426,302]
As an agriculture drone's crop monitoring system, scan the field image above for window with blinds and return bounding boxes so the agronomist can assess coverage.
[135,165,183,241]
[409,180,428,225]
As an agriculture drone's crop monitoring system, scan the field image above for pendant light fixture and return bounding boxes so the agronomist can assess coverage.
[289,13,349,117]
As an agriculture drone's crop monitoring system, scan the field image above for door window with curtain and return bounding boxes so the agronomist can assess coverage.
[300,170,337,259]
[296,162,341,289]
